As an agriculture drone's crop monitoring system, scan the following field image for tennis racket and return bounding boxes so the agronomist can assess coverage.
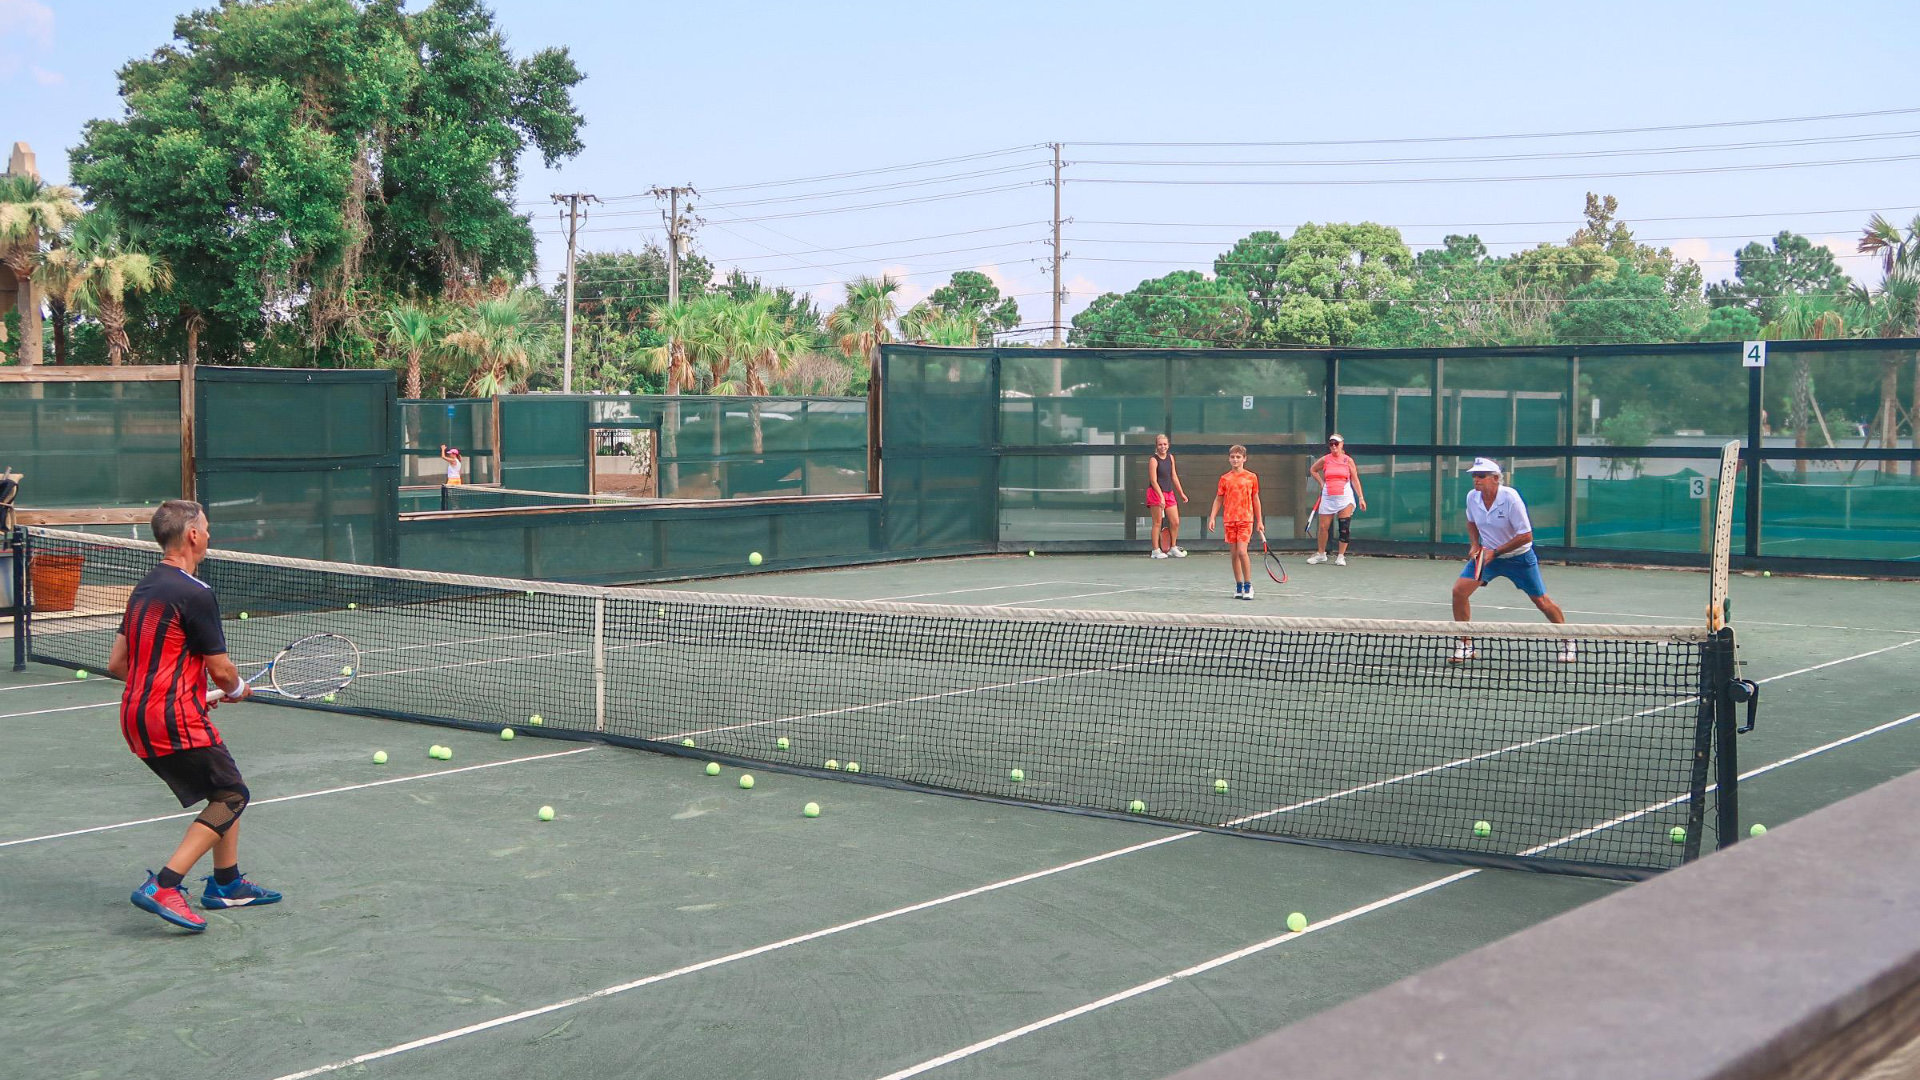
[1261,534,1288,584]
[1304,496,1321,537]
[209,633,360,702]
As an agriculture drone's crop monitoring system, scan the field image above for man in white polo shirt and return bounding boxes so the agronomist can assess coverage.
[1450,457,1571,663]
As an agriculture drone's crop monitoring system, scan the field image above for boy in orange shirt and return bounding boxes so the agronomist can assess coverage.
[1206,445,1265,600]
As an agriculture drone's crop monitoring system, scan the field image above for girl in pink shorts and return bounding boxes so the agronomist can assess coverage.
[1146,433,1189,558]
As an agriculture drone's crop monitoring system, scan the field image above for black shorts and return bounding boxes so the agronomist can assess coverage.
[143,744,248,808]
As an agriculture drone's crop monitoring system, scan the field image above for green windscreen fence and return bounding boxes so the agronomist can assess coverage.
[401,399,496,485]
[194,367,399,563]
[0,378,181,509]
[881,347,996,554]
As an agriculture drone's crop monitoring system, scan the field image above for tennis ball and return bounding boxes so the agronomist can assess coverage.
[1473,820,1492,838]
[529,714,543,726]
[239,612,249,620]
[428,745,443,758]
[1214,779,1230,794]
[1750,823,1768,837]
[1762,570,1771,578]
[1128,799,1146,814]
[500,728,514,741]
[1028,550,1036,557]
[738,774,755,790]
[681,738,696,747]
[803,802,820,818]
[1286,912,1308,933]
[526,590,536,599]
[846,762,861,773]
[373,750,387,764]
[776,737,790,751]
[74,669,88,679]
[1010,768,1025,782]
[705,762,721,776]
[1669,826,1687,843]
[342,666,353,676]
[748,551,763,566]
[825,759,840,770]
[538,805,554,821]
[348,602,358,610]
[657,606,667,617]
[323,693,335,703]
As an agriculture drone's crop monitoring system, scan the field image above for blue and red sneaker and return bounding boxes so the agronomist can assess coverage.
[201,875,283,909]
[131,872,207,932]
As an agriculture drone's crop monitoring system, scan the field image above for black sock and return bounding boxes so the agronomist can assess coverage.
[214,865,241,885]
[156,867,184,890]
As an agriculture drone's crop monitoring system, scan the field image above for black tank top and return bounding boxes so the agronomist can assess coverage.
[1154,453,1175,489]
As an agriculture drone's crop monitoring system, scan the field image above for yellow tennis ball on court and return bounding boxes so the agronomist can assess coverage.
[529,714,543,726]
[1669,826,1687,843]
[428,745,443,758]
[348,602,358,610]
[1286,912,1308,933]
[1750,823,1767,837]
[705,762,721,776]
[1027,550,1035,557]
[681,738,696,747]
[1473,820,1492,838]
[1010,768,1025,782]
[824,759,840,770]
[1214,779,1229,794]
[500,728,514,740]
[372,750,387,764]
[238,612,249,620]
[803,802,820,818]
[74,669,88,679]
[776,737,790,750]
[846,761,861,773]
[1128,799,1146,814]
[738,774,755,790]
[1762,570,1771,578]
[748,551,763,566]
[341,666,353,676]
[538,805,554,821]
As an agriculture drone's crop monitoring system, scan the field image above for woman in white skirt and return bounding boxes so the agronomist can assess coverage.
[1307,434,1366,565]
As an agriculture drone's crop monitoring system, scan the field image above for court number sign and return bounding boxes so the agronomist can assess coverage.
[1689,476,1710,499]
[1242,395,1255,410]
[1742,341,1767,368]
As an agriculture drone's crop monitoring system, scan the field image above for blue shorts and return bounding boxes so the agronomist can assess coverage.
[1460,548,1547,598]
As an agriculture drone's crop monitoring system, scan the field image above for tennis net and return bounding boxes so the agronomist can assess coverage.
[22,527,1735,877]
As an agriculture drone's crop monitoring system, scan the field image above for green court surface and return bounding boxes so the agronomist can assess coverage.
[3,551,1917,1079]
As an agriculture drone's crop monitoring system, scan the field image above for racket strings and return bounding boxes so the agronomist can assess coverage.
[269,634,360,699]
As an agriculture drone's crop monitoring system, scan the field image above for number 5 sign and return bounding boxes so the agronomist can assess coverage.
[1742,341,1767,368]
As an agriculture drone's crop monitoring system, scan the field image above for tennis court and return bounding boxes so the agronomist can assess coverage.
[4,535,1918,1079]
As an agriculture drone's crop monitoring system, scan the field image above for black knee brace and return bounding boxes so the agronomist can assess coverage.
[1337,516,1352,544]
[195,785,251,835]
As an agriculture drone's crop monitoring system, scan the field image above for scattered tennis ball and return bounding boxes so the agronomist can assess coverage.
[322,693,335,703]
[538,805,554,821]
[529,714,543,726]
[1750,823,1768,837]
[526,590,536,599]
[500,727,514,741]
[1473,820,1492,838]
[681,738,696,747]
[1286,912,1308,933]
[74,669,88,679]
[705,762,721,776]
[239,612,249,620]
[341,665,353,676]
[1028,550,1036,557]
[776,737,790,751]
[1214,779,1230,794]
[439,746,453,761]
[1128,799,1146,813]
[802,802,820,818]
[748,551,763,566]
[428,745,444,758]
[1010,768,1025,782]
[1762,570,1771,578]
[347,602,357,610]
[738,774,755,790]
[656,606,666,617]
[1669,826,1687,843]
[825,759,840,770]
[846,761,861,773]
[372,750,387,765]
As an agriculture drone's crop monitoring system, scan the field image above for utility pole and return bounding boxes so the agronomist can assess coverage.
[551,192,600,393]
[1048,143,1068,392]
[650,185,699,307]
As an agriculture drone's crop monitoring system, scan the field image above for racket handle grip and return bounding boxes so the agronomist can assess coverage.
[207,683,246,703]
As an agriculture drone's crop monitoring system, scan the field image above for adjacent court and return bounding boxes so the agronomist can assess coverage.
[4,544,1916,1080]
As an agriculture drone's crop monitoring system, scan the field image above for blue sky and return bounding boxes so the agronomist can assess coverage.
[4,0,1916,335]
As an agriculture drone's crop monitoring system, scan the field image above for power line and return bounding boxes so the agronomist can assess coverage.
[1071,151,1920,187]
[1072,205,1920,231]
[1071,129,1920,169]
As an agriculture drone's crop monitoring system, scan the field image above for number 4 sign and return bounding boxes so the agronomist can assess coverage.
[1742,341,1767,368]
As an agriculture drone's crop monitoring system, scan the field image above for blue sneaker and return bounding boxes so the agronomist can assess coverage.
[132,871,207,932]
[201,875,283,909]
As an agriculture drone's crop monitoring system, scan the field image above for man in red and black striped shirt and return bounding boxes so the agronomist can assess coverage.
[107,500,281,932]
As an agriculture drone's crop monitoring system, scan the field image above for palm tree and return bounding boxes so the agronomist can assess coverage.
[0,176,84,366]
[1763,298,1846,475]
[384,304,438,399]
[826,274,902,374]
[730,294,812,452]
[1858,213,1920,472]
[34,240,88,367]
[66,209,172,365]
[441,295,535,396]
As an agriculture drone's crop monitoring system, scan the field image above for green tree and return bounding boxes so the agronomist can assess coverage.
[1355,235,1515,347]
[65,209,173,365]
[1691,305,1763,342]
[441,292,545,395]
[1212,231,1290,333]
[0,175,84,365]
[917,270,1019,343]
[1706,231,1852,321]
[827,274,903,371]
[383,304,438,399]
[1855,213,1920,469]
[1069,271,1251,348]
[572,247,715,328]
[71,0,583,364]
[1550,268,1690,345]
[1256,222,1412,345]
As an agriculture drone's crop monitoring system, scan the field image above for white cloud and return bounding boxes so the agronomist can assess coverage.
[29,64,60,86]
[0,0,54,85]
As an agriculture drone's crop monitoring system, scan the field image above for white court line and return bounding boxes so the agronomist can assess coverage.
[868,582,1075,601]
[871,705,1920,1080]
[0,679,101,692]
[992,587,1160,607]
[0,747,593,849]
[265,661,1920,1080]
[0,700,117,719]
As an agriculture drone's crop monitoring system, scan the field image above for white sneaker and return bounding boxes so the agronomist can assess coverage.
[1449,640,1476,664]
[1306,553,1329,565]
[1334,554,1347,566]
[1170,546,1187,558]
[1240,588,1254,600]
[1559,641,1578,664]
[1150,549,1168,559]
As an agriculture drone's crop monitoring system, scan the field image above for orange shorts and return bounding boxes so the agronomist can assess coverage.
[1224,521,1253,545]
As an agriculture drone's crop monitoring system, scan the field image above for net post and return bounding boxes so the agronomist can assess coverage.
[1713,627,1741,850]
[9,526,26,672]
[592,596,607,733]
[1683,634,1717,863]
